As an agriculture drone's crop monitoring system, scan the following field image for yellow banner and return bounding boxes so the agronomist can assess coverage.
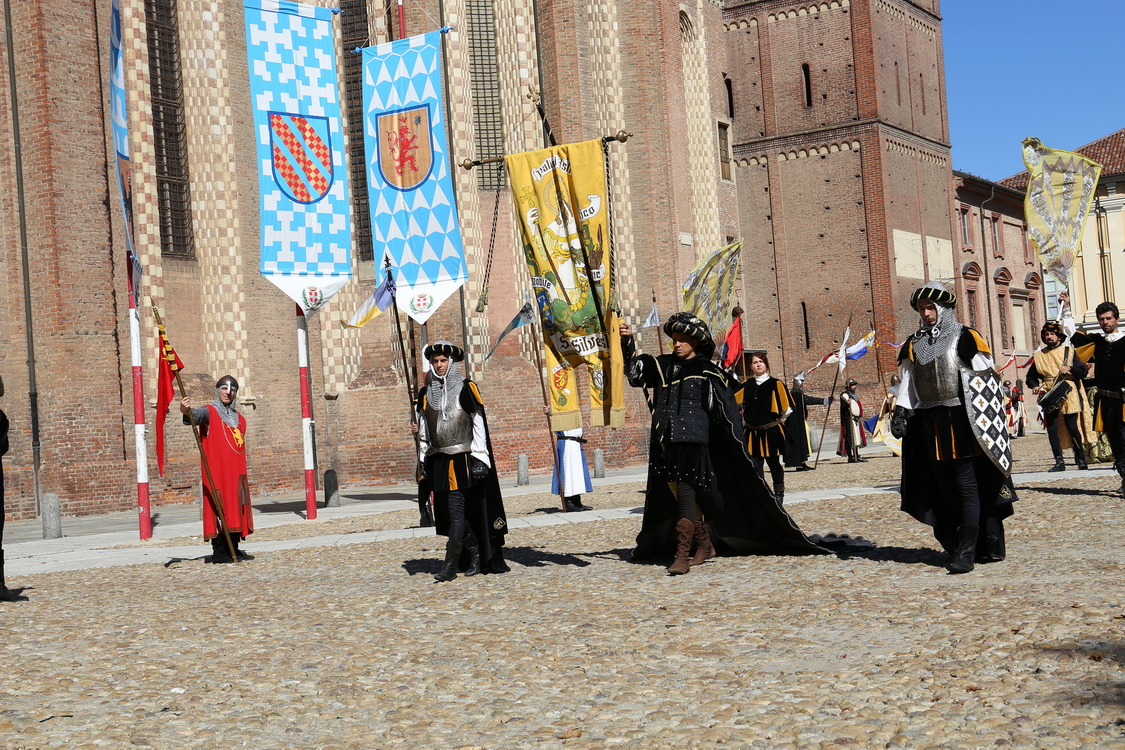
[506,139,623,429]
[1022,137,1102,286]
[682,240,744,339]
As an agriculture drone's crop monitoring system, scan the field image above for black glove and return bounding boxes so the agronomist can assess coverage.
[890,406,909,439]
[823,396,834,407]
[416,461,427,484]
[469,456,490,482]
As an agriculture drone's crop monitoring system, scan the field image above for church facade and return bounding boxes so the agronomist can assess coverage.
[0,0,971,518]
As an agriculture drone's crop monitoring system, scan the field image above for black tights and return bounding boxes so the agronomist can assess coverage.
[675,482,701,522]
[1044,410,1081,457]
[1100,400,1125,466]
[444,490,469,546]
[750,455,784,487]
[932,457,980,530]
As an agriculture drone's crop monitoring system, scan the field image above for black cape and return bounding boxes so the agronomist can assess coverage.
[783,390,826,467]
[418,380,509,574]
[627,351,827,559]
[897,327,1017,560]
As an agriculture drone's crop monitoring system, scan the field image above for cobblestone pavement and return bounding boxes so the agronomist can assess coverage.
[4,433,1125,748]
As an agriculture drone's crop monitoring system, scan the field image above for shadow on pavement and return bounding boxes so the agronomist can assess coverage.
[503,546,593,568]
[832,544,949,568]
[1021,483,1120,498]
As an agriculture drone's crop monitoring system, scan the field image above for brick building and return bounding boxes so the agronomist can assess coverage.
[1,0,982,519]
[952,171,1042,359]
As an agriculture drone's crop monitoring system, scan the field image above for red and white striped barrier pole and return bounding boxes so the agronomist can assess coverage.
[130,284,151,539]
[296,304,317,520]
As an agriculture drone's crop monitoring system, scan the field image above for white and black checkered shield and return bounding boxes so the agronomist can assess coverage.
[961,368,1013,476]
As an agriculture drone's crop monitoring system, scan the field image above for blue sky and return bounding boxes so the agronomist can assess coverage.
[943,0,1125,182]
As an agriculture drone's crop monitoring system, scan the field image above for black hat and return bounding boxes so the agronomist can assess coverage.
[1041,320,1064,343]
[423,340,465,362]
[846,378,858,387]
[663,312,715,357]
[910,281,957,310]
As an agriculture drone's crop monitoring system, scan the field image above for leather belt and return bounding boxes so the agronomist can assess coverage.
[1098,388,1123,399]
[747,418,784,431]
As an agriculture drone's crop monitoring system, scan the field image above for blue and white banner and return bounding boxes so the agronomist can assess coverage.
[110,0,142,307]
[362,30,467,324]
[245,0,351,313]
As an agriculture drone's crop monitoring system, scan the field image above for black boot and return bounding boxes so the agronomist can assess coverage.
[1074,446,1088,470]
[1116,463,1125,494]
[418,498,434,527]
[231,533,253,561]
[564,495,592,512]
[948,526,978,574]
[772,478,785,506]
[0,551,22,602]
[1048,453,1066,472]
[434,540,463,582]
[463,531,482,577]
[210,535,234,564]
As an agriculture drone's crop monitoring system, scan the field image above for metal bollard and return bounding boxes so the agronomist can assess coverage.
[517,454,529,486]
[324,469,341,508]
[42,492,62,539]
[593,448,606,479]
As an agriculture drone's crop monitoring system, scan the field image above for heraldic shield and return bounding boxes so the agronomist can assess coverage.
[961,367,1013,476]
[378,104,433,191]
[269,112,335,204]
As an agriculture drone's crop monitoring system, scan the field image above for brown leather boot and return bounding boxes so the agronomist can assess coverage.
[689,521,715,566]
[667,518,695,575]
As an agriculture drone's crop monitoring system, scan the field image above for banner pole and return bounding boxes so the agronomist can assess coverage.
[129,282,151,539]
[529,314,569,512]
[813,311,853,469]
[296,304,318,520]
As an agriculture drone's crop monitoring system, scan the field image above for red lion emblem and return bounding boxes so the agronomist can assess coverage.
[386,115,420,176]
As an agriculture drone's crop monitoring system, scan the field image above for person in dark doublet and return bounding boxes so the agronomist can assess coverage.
[838,379,866,462]
[1059,291,1125,491]
[736,352,792,504]
[416,341,509,581]
[783,372,832,472]
[620,313,826,576]
[891,281,1017,574]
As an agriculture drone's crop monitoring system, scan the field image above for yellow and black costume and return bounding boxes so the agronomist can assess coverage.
[736,373,792,503]
[1025,320,1089,471]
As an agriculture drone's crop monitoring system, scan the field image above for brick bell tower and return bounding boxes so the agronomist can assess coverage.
[722,0,957,384]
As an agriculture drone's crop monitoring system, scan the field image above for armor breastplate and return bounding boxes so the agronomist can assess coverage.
[654,367,711,445]
[424,396,473,455]
[911,324,964,409]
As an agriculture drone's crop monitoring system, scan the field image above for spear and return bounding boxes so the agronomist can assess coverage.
[150,302,239,563]
[526,296,570,512]
[813,310,854,469]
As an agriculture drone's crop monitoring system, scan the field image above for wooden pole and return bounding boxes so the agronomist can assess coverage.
[529,310,570,512]
[150,303,238,563]
[813,311,854,469]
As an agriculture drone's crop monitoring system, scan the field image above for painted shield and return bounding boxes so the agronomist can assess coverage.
[961,367,1013,476]
[377,104,433,191]
[270,112,335,204]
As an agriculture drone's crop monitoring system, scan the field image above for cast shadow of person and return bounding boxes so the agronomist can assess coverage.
[401,546,598,576]
[831,544,949,569]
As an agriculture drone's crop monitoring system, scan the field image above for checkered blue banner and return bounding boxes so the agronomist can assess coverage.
[362,30,467,324]
[245,0,352,313]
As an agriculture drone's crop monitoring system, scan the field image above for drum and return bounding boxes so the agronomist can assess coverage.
[1037,380,1072,414]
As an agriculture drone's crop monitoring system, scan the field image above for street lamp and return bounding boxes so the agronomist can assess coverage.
[1095,196,1111,303]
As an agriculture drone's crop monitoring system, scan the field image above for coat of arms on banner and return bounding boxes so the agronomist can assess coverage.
[270,112,335,204]
[377,105,433,191]
[962,368,1012,476]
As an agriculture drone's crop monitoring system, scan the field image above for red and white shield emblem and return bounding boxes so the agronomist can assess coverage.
[270,112,335,204]
[377,105,433,191]
[302,286,324,311]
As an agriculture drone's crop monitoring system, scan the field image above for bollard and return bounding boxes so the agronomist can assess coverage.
[517,454,529,486]
[324,469,341,508]
[593,448,605,478]
[42,492,63,539]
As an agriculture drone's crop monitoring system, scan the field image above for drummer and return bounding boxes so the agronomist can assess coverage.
[1026,320,1089,472]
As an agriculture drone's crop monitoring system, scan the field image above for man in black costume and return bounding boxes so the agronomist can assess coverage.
[891,281,1016,574]
[620,313,826,576]
[416,341,509,581]
[1058,291,1125,491]
[838,379,866,462]
[783,372,832,471]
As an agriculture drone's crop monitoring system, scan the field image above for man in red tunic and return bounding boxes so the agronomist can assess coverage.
[180,375,254,563]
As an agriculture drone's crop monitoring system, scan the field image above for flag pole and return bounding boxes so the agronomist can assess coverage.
[528,304,570,512]
[387,259,421,450]
[296,304,318,520]
[813,311,853,469]
[150,302,239,563]
[127,256,150,539]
